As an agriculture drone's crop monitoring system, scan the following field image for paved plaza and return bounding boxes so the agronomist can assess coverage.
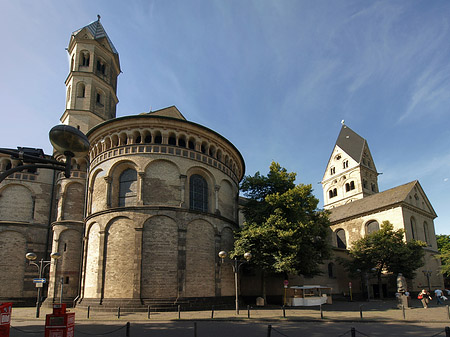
[7,299,450,336]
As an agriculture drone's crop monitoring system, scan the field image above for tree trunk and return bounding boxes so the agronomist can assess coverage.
[378,274,383,299]
[261,270,267,304]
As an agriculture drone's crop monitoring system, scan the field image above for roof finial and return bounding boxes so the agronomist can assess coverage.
[97,14,101,22]
[341,119,345,125]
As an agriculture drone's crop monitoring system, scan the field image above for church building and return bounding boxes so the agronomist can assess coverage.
[0,18,443,308]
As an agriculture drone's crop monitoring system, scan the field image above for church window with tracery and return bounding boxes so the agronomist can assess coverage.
[343,160,349,169]
[190,175,208,212]
[119,169,137,207]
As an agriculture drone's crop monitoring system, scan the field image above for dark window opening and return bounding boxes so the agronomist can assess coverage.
[190,174,208,212]
[65,277,70,284]
[135,136,141,144]
[81,53,90,66]
[371,183,376,192]
[201,144,206,154]
[336,229,347,249]
[328,263,335,278]
[96,60,106,75]
[154,135,162,144]
[179,138,186,147]
[144,135,151,143]
[188,140,195,150]
[366,221,380,235]
[168,136,177,146]
[119,169,137,207]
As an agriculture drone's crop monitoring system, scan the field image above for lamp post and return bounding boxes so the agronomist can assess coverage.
[25,252,62,318]
[0,124,89,183]
[422,270,432,290]
[218,250,252,315]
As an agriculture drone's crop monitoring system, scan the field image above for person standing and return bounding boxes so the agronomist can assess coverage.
[435,289,444,305]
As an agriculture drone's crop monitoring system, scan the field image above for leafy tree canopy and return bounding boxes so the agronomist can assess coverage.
[343,221,425,280]
[436,234,450,276]
[233,162,331,277]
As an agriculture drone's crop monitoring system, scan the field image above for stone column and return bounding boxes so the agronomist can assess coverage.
[98,230,106,302]
[133,228,143,297]
[179,175,187,207]
[137,172,145,205]
[214,185,221,215]
[104,176,112,208]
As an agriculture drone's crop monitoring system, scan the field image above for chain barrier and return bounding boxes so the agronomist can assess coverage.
[428,330,446,337]
[271,326,291,337]
[75,323,128,335]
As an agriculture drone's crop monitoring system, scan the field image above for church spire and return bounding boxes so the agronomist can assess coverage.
[321,124,379,209]
[60,18,120,134]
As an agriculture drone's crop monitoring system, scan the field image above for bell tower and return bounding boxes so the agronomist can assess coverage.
[61,15,120,134]
[321,123,379,209]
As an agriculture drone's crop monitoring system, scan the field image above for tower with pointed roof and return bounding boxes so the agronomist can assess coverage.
[321,123,379,209]
[61,15,120,134]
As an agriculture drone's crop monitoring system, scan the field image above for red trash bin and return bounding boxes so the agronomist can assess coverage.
[45,304,75,337]
[0,302,12,337]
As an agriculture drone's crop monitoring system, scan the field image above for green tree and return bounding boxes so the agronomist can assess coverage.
[436,234,450,276]
[342,221,425,298]
[233,162,331,300]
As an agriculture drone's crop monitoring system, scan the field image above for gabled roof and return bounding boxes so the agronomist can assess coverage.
[335,124,366,163]
[72,17,118,54]
[147,106,187,120]
[329,180,437,222]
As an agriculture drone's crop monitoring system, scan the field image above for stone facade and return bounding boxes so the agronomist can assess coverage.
[0,19,443,307]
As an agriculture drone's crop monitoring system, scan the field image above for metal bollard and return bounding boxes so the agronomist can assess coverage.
[445,326,450,337]
[126,322,130,337]
[402,304,406,320]
[247,305,250,318]
[359,304,363,320]
[87,305,90,319]
[320,304,323,319]
[211,305,214,319]
[267,324,272,337]
[351,327,356,337]
[147,305,151,319]
[282,305,286,318]
[118,307,121,319]
[178,305,181,319]
[194,322,197,337]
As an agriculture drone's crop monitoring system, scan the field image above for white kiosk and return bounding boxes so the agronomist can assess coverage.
[287,285,332,306]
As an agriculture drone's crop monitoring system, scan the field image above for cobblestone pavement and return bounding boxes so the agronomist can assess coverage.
[9,298,450,324]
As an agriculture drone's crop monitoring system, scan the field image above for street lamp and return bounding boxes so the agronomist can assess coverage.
[0,124,89,183]
[422,270,432,291]
[25,252,62,318]
[218,250,252,315]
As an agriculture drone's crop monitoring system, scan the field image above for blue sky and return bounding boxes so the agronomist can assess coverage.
[1,1,449,234]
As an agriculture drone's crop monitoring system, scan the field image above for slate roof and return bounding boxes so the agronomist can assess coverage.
[73,18,118,54]
[335,125,366,163]
[329,180,419,222]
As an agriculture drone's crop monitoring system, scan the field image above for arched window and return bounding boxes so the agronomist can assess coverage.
[330,167,335,175]
[343,160,349,169]
[423,222,429,244]
[190,175,208,212]
[80,51,90,66]
[119,169,137,207]
[168,134,177,146]
[410,217,416,239]
[329,188,337,199]
[328,262,335,278]
[366,220,379,235]
[77,83,86,98]
[336,229,347,249]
